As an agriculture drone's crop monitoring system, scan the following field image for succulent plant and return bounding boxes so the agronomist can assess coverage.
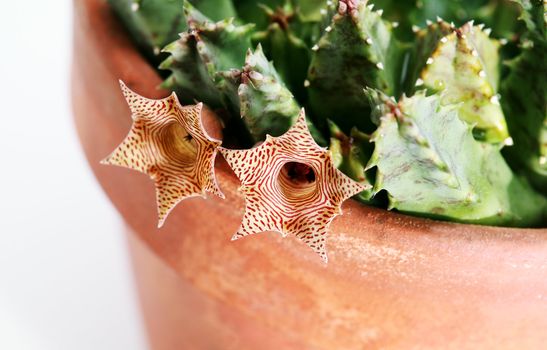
[248,1,318,101]
[370,0,522,39]
[410,20,510,144]
[500,0,546,194]
[328,121,375,202]
[236,0,326,32]
[159,2,253,105]
[110,0,547,228]
[366,90,545,226]
[109,0,237,63]
[307,0,404,133]
[236,45,326,143]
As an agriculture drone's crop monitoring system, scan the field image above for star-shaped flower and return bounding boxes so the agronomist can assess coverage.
[102,81,224,227]
[220,110,369,263]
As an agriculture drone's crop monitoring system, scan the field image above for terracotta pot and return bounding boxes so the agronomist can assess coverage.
[72,0,547,348]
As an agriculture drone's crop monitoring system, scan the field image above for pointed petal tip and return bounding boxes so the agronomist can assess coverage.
[157,219,165,229]
[208,184,225,199]
[168,91,181,105]
[217,146,229,156]
[362,182,373,191]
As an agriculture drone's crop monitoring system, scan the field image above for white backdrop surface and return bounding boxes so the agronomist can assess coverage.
[0,1,148,349]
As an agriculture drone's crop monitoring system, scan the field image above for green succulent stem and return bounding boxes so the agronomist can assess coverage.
[238,45,326,144]
[410,20,510,144]
[306,0,406,133]
[367,90,545,226]
[108,0,238,63]
[501,0,547,194]
[329,120,375,202]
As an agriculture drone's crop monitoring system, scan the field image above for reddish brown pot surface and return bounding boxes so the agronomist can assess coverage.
[73,1,547,349]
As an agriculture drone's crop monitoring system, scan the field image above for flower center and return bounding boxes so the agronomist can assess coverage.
[277,162,317,202]
[160,122,198,168]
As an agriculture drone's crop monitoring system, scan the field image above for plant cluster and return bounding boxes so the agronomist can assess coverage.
[109,0,546,227]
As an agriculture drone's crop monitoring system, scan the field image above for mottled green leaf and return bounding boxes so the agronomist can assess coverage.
[368,91,545,226]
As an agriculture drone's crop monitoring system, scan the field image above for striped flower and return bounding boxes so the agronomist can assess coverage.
[102,81,224,227]
[220,110,368,263]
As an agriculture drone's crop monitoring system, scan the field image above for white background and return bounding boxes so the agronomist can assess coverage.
[0,1,148,349]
